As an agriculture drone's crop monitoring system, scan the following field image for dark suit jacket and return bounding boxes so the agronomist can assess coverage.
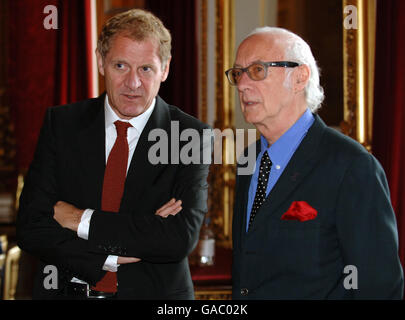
[232,115,404,299]
[17,94,210,299]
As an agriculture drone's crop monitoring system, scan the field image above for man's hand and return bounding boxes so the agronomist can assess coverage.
[53,201,84,232]
[117,257,141,264]
[155,198,182,218]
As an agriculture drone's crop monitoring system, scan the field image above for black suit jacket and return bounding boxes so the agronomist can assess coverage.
[17,94,210,299]
[232,115,404,299]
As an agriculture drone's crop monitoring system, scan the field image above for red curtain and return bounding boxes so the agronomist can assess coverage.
[372,0,405,287]
[8,0,93,171]
[145,0,198,118]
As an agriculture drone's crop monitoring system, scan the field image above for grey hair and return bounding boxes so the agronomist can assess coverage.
[247,27,324,113]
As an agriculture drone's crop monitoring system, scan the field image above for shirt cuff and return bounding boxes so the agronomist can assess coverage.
[77,208,94,240]
[103,255,120,272]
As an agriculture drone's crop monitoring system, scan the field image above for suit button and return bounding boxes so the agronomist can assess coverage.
[241,288,248,296]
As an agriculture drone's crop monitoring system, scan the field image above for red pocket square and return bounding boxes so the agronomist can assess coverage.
[281,201,317,222]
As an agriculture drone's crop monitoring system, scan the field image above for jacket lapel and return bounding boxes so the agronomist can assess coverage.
[120,96,170,212]
[249,115,326,231]
[76,94,106,209]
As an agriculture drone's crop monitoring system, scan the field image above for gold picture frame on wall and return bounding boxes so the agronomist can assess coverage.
[206,0,236,248]
[342,0,376,151]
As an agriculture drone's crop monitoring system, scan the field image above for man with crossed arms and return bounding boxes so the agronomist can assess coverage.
[17,9,210,299]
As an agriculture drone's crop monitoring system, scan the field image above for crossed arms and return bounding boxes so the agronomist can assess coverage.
[52,198,183,264]
[16,106,210,285]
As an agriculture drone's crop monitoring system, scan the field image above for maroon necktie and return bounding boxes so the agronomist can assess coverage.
[92,120,132,293]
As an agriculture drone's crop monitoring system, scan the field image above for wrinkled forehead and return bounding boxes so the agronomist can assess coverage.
[235,33,287,67]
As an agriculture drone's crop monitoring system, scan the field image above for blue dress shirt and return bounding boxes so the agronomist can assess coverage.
[246,109,315,231]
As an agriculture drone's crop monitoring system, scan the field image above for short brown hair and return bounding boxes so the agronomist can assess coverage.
[97,9,172,68]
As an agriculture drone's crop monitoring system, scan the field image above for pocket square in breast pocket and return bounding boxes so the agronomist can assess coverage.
[281,201,317,222]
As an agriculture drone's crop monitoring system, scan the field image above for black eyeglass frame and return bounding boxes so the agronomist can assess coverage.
[225,61,300,85]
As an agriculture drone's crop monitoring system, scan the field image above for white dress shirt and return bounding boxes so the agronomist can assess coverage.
[72,95,155,283]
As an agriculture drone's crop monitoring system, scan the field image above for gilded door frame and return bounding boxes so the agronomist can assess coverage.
[342,0,376,151]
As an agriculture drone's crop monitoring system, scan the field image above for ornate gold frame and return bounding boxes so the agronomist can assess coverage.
[3,246,21,300]
[204,0,235,248]
[199,0,208,123]
[342,0,376,151]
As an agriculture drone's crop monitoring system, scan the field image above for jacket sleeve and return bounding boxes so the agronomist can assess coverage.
[16,108,107,285]
[335,152,404,299]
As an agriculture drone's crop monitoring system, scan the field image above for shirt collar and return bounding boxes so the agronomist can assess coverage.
[104,95,156,135]
[260,108,314,168]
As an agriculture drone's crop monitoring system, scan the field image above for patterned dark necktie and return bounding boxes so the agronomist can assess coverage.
[92,120,132,293]
[248,151,272,231]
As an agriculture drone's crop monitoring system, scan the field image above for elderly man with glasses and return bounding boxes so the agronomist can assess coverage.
[229,27,403,299]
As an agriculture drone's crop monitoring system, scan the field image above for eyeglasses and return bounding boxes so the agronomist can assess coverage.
[225,61,300,86]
